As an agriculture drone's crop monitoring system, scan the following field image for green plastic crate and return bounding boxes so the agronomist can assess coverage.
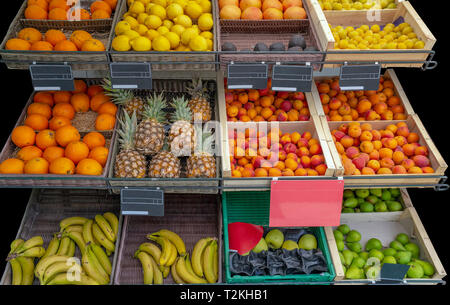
[222,191,336,284]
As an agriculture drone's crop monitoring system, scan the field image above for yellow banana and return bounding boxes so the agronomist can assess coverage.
[92,223,115,253]
[90,243,112,275]
[81,245,109,285]
[35,255,71,283]
[191,237,212,277]
[42,260,83,285]
[148,255,163,284]
[56,236,71,255]
[138,242,161,262]
[135,250,154,285]
[66,240,76,257]
[46,273,99,285]
[148,236,173,266]
[60,217,89,231]
[176,255,207,284]
[18,246,45,259]
[9,239,24,254]
[10,258,22,285]
[103,212,119,236]
[82,219,96,245]
[171,258,185,284]
[95,215,116,242]
[64,225,83,234]
[16,236,43,254]
[42,235,60,259]
[65,231,87,255]
[148,230,186,255]
[186,254,195,275]
[213,244,218,279]
[203,240,218,283]
[17,257,34,285]
[160,265,170,278]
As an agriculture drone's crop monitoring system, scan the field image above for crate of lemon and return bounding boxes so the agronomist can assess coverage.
[305,0,436,68]
[110,0,217,71]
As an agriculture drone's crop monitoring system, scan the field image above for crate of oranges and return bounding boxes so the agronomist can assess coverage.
[0,79,119,188]
[17,0,121,31]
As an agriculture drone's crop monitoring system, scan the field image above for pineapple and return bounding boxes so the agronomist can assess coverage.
[187,78,212,123]
[114,110,147,178]
[102,78,145,121]
[168,97,196,157]
[187,125,216,178]
[134,92,167,156]
[148,148,181,178]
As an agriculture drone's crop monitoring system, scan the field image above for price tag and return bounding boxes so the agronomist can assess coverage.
[110,62,152,90]
[227,63,268,89]
[339,64,381,91]
[271,65,313,92]
[376,263,410,284]
[120,188,164,216]
[29,64,74,91]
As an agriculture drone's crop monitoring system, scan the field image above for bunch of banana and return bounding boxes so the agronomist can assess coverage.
[81,243,112,285]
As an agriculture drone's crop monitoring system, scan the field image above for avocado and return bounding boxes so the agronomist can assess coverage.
[269,42,286,51]
[222,42,237,51]
[254,43,269,52]
[288,34,307,49]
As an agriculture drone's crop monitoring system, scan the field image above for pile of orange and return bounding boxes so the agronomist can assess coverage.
[24,0,117,21]
[6,28,105,51]
[229,127,327,177]
[225,78,310,122]
[220,0,307,20]
[0,80,117,176]
[317,76,407,122]
[331,121,434,176]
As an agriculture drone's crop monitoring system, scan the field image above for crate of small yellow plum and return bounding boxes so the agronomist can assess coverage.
[0,80,118,188]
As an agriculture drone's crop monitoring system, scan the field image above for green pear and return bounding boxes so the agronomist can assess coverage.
[346,230,361,243]
[342,249,354,266]
[365,265,381,280]
[395,251,412,264]
[413,259,435,276]
[360,202,374,212]
[375,201,388,212]
[355,189,370,199]
[381,190,392,201]
[339,251,345,263]
[387,201,402,212]
[298,234,317,250]
[359,251,369,261]
[368,249,384,261]
[407,262,424,278]
[382,248,397,257]
[404,242,420,259]
[346,266,364,279]
[351,257,366,269]
[336,240,345,251]
[347,242,362,253]
[343,197,358,208]
[334,230,344,241]
[343,189,355,199]
[337,224,350,235]
[366,195,378,205]
[365,238,383,252]
[382,256,397,264]
[370,189,382,197]
[390,189,400,197]
[282,240,298,251]
[395,233,410,245]
[390,240,406,251]
[252,238,268,253]
[342,208,355,213]
[265,229,284,249]
[342,265,347,274]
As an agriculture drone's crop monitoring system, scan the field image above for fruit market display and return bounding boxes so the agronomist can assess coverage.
[112,0,214,52]
[135,229,218,284]
[219,0,307,20]
[330,22,425,50]
[316,76,407,121]
[0,80,116,176]
[341,188,403,213]
[318,0,397,10]
[333,225,436,280]
[225,79,310,122]
[331,121,434,175]
[6,212,119,285]
[24,0,118,20]
[5,28,106,51]
[228,127,327,177]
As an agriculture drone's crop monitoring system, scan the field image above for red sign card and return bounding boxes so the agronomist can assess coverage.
[269,179,344,227]
[228,222,264,255]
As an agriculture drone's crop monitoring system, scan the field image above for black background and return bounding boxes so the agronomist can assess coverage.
[0,0,448,299]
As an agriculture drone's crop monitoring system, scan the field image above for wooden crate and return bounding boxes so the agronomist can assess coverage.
[325,204,446,284]
[320,115,447,187]
[312,69,415,117]
[306,0,436,68]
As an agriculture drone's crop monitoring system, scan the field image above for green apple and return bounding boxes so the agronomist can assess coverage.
[355,189,370,199]
[265,229,284,249]
[282,240,298,251]
[298,234,317,250]
[343,189,355,199]
[252,238,268,253]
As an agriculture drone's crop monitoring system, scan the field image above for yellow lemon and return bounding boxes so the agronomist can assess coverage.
[190,25,200,35]
[112,35,131,51]
[130,36,152,51]
[171,24,185,36]
[206,38,212,51]
[174,14,192,28]
[414,40,425,49]
[175,44,186,51]
[138,0,151,5]
[152,0,167,7]
[115,21,132,35]
[164,32,180,49]
[181,27,197,45]
[145,15,163,29]
[124,16,139,29]
[173,0,188,8]
[127,0,135,6]
[157,26,170,35]
[129,1,145,14]
[145,3,155,13]
[146,29,161,40]
[152,36,171,51]
[135,24,149,36]
[198,13,213,31]
[137,13,149,24]
[189,35,207,51]
[150,5,167,20]
[185,1,203,19]
[163,19,174,29]
[199,0,211,13]
[166,3,184,20]
[123,30,141,40]
[199,31,213,40]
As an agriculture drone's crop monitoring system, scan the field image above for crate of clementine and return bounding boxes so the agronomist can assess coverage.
[321,116,447,187]
[0,80,118,188]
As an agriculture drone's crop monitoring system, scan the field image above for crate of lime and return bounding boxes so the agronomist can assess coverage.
[324,205,446,284]
[222,191,336,284]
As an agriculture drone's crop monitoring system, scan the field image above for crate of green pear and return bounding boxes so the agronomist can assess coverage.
[341,188,413,214]
[324,207,446,283]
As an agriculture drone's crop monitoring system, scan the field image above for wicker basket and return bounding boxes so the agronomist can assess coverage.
[17,0,123,31]
[108,78,220,194]
[113,193,223,284]
[0,82,118,188]
[217,1,325,71]
[109,0,218,71]
[0,189,122,285]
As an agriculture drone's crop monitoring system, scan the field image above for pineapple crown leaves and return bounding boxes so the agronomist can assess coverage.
[142,91,168,124]
[118,109,138,150]
[170,96,192,123]
[193,124,215,155]
[101,77,134,104]
[187,77,209,99]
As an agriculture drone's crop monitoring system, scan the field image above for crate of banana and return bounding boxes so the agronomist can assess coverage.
[107,77,221,194]
[1,189,122,285]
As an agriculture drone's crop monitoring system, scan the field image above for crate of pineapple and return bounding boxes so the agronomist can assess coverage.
[109,0,218,71]
[108,77,221,194]
[114,193,223,284]
[319,115,447,188]
[1,189,122,285]
[14,0,122,31]
[324,205,446,284]
[305,0,436,68]
[0,80,119,188]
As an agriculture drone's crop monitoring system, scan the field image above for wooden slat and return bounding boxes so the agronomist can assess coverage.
[217,71,232,178]
[324,226,345,281]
